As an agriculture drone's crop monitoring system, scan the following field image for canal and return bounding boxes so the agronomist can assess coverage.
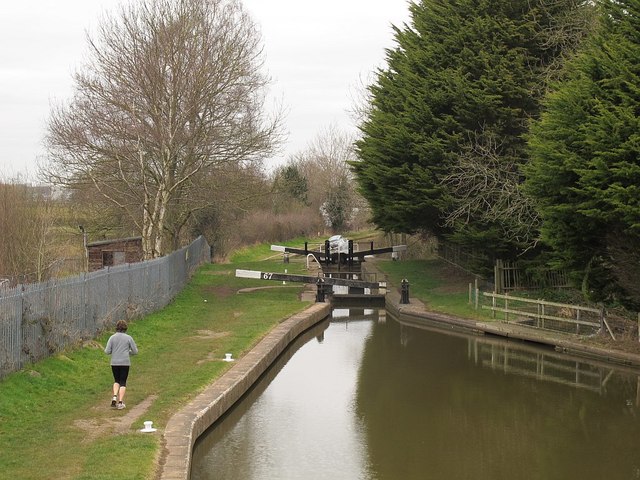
[191,308,640,480]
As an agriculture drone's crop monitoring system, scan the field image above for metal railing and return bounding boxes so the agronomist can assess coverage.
[0,236,210,378]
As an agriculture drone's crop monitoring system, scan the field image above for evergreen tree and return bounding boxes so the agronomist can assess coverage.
[353,0,590,261]
[272,163,309,212]
[526,0,640,307]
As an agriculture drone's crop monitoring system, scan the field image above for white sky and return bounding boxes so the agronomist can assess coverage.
[0,0,410,179]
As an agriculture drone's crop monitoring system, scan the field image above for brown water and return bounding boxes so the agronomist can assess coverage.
[191,308,640,480]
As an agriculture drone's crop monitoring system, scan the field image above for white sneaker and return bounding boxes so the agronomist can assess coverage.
[117,402,126,410]
[111,396,117,408]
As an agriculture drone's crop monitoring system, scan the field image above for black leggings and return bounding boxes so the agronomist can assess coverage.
[111,365,130,387]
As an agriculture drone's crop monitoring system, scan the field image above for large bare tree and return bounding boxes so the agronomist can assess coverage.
[43,0,281,258]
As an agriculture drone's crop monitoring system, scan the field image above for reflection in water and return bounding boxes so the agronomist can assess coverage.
[192,310,640,480]
[469,337,615,394]
[191,310,379,480]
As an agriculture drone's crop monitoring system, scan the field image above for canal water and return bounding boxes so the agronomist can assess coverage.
[191,308,640,480]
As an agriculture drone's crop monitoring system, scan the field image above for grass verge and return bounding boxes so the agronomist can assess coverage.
[376,257,640,355]
[0,257,309,480]
[375,258,493,320]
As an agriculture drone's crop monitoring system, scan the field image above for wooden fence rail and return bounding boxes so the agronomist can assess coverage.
[481,291,615,340]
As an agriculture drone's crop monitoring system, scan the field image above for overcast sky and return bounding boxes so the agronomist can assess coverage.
[0,0,410,179]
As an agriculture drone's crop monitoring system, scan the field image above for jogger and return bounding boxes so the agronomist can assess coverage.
[104,320,138,410]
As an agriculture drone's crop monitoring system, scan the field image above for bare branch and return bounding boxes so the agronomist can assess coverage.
[441,127,541,246]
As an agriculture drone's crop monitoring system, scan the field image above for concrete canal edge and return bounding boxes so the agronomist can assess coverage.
[156,302,331,480]
[383,276,640,370]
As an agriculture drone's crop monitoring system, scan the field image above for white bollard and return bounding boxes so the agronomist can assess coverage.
[141,420,157,432]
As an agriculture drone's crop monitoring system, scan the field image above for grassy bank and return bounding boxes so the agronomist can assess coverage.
[377,257,640,355]
[0,256,308,480]
[375,258,491,320]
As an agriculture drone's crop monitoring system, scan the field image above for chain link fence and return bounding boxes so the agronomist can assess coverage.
[0,236,210,379]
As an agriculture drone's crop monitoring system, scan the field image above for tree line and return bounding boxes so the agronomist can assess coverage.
[0,123,362,286]
[3,0,637,311]
[0,0,366,285]
[352,0,640,309]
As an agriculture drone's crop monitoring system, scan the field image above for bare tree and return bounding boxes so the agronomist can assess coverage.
[441,129,541,247]
[0,180,57,284]
[43,0,281,258]
[292,125,367,232]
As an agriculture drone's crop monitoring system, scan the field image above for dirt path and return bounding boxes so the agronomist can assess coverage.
[74,394,159,443]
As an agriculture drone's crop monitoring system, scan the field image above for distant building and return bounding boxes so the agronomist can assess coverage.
[86,237,143,272]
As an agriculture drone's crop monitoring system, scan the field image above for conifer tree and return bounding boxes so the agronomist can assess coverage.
[526,0,640,306]
[353,0,591,262]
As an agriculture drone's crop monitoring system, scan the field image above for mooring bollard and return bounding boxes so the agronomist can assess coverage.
[316,278,326,303]
[400,278,410,304]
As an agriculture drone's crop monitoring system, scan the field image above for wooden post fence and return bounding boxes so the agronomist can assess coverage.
[481,292,612,339]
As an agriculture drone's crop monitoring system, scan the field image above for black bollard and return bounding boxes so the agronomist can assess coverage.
[400,279,410,304]
[325,240,331,266]
[316,278,326,303]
